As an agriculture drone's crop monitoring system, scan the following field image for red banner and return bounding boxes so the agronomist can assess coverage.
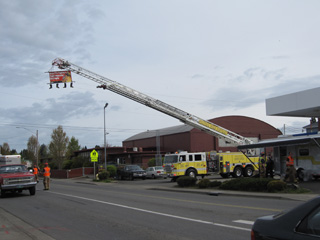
[49,71,72,83]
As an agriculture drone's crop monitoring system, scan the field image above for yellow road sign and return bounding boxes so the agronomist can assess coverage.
[90,150,98,162]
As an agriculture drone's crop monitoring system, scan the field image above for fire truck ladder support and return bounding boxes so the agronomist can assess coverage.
[51,58,252,145]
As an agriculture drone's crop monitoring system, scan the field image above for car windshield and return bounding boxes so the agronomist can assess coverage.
[164,155,178,164]
[155,166,163,170]
[127,165,142,170]
[0,165,28,174]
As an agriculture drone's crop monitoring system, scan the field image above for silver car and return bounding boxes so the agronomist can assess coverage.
[146,166,165,179]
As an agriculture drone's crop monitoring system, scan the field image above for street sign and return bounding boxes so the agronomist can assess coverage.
[90,150,98,162]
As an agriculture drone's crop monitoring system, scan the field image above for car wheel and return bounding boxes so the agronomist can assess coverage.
[297,169,304,181]
[244,166,254,177]
[151,174,155,179]
[29,186,36,196]
[186,169,196,178]
[129,174,134,181]
[232,167,243,178]
[1,189,6,198]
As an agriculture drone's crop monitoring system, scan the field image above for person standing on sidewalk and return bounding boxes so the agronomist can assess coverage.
[43,163,51,190]
[285,152,296,183]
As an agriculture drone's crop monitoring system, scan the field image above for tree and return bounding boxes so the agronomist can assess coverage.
[39,144,49,159]
[27,135,39,165]
[66,136,81,160]
[49,126,69,169]
[1,142,11,155]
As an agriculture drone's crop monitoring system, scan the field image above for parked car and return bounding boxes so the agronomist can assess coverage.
[251,196,320,240]
[116,165,146,180]
[146,166,165,179]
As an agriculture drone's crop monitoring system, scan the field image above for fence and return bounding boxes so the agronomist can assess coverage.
[51,167,94,179]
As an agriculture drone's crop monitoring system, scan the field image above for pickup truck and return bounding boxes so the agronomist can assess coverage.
[0,164,37,197]
[117,165,146,180]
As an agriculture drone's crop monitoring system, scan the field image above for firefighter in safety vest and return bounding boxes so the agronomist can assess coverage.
[284,152,296,183]
[33,165,39,183]
[43,163,51,190]
[259,153,266,178]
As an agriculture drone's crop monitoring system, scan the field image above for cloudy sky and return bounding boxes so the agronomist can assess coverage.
[1,0,319,152]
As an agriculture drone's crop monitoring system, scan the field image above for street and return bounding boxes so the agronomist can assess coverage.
[0,178,306,240]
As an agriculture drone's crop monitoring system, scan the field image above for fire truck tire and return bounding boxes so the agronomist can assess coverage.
[29,186,36,196]
[232,167,243,178]
[244,166,254,177]
[186,169,197,178]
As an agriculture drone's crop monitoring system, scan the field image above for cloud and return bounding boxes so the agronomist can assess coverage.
[0,0,104,87]
[202,68,320,111]
[0,91,99,124]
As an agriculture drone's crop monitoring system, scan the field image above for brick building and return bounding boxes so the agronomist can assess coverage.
[123,115,282,153]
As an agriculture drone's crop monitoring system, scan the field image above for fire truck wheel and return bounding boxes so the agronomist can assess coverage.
[232,167,243,178]
[244,166,254,177]
[186,169,197,178]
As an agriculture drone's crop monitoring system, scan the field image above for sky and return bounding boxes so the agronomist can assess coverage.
[1,0,319,153]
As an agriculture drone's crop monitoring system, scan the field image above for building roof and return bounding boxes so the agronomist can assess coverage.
[266,87,320,117]
[124,124,193,141]
[238,133,320,149]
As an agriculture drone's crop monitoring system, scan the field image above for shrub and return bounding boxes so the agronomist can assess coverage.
[98,170,110,180]
[198,178,211,188]
[177,176,197,187]
[107,165,117,178]
[209,180,222,188]
[267,180,287,192]
[219,178,274,192]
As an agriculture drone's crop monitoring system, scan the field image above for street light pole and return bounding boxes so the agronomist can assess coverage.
[104,103,108,170]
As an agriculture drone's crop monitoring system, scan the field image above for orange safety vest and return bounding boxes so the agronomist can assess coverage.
[43,167,51,177]
[286,156,294,166]
[33,168,38,175]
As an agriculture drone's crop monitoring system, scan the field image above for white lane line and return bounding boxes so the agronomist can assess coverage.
[50,191,251,232]
[233,220,254,225]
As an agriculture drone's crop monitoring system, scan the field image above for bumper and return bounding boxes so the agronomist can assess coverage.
[1,182,37,190]
[133,173,146,178]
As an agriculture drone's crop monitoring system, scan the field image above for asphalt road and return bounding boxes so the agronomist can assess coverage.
[0,177,309,240]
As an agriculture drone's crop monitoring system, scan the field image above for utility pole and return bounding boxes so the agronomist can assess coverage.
[104,103,108,170]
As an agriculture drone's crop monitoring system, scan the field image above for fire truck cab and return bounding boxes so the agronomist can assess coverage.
[163,151,207,180]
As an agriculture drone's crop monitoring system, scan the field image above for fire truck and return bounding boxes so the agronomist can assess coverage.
[49,58,254,179]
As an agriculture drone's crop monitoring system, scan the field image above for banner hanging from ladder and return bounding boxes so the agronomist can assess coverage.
[48,71,74,88]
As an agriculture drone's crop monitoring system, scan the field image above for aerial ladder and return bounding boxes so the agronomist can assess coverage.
[50,58,253,145]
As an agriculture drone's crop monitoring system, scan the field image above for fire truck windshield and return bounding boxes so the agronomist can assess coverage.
[164,155,178,164]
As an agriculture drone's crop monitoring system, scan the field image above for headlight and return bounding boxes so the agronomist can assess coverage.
[3,178,9,185]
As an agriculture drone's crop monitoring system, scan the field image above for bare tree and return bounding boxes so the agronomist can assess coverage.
[49,126,69,169]
[1,142,11,155]
[27,135,39,165]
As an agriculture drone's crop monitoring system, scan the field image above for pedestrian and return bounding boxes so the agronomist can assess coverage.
[33,164,39,183]
[43,163,51,190]
[259,152,266,178]
[265,154,274,178]
[284,152,296,183]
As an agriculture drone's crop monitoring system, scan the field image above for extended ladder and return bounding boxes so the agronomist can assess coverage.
[51,58,252,145]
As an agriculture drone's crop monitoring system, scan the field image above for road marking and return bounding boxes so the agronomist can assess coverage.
[50,191,251,232]
[233,220,254,225]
